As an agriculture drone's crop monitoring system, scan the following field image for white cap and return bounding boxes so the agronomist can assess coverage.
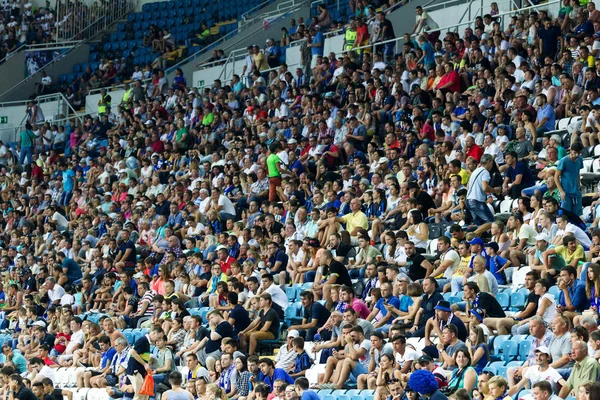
[535,346,551,355]
[287,330,300,338]
[535,232,550,242]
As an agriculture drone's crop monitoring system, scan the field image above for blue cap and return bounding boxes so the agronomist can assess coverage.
[467,237,485,247]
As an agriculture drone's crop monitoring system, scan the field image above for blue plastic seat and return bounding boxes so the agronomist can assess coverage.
[548,285,561,301]
[317,390,333,396]
[491,335,510,359]
[518,340,532,361]
[496,292,510,310]
[285,286,296,302]
[510,292,526,311]
[123,331,134,344]
[501,340,519,363]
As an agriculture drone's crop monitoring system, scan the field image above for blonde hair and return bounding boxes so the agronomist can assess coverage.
[206,384,226,400]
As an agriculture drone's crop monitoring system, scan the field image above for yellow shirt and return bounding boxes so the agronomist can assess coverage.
[342,211,369,235]
[458,168,470,185]
[253,52,268,71]
[453,255,473,277]
[555,245,585,266]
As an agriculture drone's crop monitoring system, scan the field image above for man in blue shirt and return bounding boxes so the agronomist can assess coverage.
[535,93,555,134]
[258,358,294,391]
[556,142,584,216]
[366,282,400,335]
[294,377,320,400]
[59,163,75,207]
[557,266,589,319]
[308,27,324,68]
[503,151,535,199]
[57,251,82,284]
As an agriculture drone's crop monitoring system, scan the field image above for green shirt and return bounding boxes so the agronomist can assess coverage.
[266,153,281,178]
[566,355,600,390]
[20,130,34,147]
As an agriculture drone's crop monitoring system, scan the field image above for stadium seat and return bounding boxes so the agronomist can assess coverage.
[509,292,525,311]
[519,390,531,400]
[496,292,509,310]
[286,286,297,302]
[501,340,519,363]
[518,340,531,361]
[548,286,561,301]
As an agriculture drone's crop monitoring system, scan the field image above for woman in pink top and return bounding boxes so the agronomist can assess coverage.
[151,264,170,295]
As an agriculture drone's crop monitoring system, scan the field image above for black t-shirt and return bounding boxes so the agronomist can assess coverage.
[420,292,443,328]
[538,26,561,57]
[474,292,505,318]
[229,304,251,335]
[380,18,395,40]
[406,253,428,281]
[303,301,331,327]
[205,321,233,353]
[416,191,436,219]
[260,307,280,338]
[326,260,352,287]
[50,389,63,400]
[525,291,540,316]
[15,387,37,400]
[335,242,354,260]
[119,240,137,263]
[127,334,150,377]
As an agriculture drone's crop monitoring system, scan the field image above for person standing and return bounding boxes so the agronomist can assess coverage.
[127,328,163,400]
[19,122,36,166]
[555,142,584,216]
[267,142,284,202]
[466,154,500,236]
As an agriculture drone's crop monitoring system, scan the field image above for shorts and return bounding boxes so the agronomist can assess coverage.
[350,362,369,382]
[106,374,118,386]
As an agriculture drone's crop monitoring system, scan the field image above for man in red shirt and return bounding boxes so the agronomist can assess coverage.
[465,135,483,162]
[414,116,435,142]
[217,246,236,275]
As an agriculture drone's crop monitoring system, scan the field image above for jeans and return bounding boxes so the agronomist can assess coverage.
[522,183,548,197]
[59,190,73,207]
[450,276,465,293]
[467,199,494,225]
[562,194,583,218]
[19,146,33,165]
[511,322,530,335]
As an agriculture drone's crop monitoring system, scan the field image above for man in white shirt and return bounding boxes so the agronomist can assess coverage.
[275,330,299,371]
[508,347,563,399]
[554,214,592,248]
[466,154,501,236]
[483,133,503,166]
[429,236,460,289]
[210,188,236,221]
[57,317,85,366]
[44,277,65,305]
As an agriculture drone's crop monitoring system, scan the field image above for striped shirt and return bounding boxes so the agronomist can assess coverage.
[137,290,156,316]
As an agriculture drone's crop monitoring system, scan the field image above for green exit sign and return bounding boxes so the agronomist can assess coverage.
[0,117,7,124]
[197,80,204,87]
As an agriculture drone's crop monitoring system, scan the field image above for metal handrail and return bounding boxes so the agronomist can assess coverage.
[164,0,308,74]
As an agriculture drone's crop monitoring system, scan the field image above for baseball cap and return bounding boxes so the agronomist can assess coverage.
[484,242,499,253]
[535,346,551,355]
[535,233,550,242]
[287,330,300,338]
[467,237,485,246]
[418,355,433,364]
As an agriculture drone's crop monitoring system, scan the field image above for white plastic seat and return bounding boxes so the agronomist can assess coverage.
[499,199,513,213]
[74,388,90,400]
[427,238,438,255]
[511,266,531,290]
[557,117,571,130]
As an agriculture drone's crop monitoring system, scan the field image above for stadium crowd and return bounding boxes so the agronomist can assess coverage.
[5,1,600,400]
